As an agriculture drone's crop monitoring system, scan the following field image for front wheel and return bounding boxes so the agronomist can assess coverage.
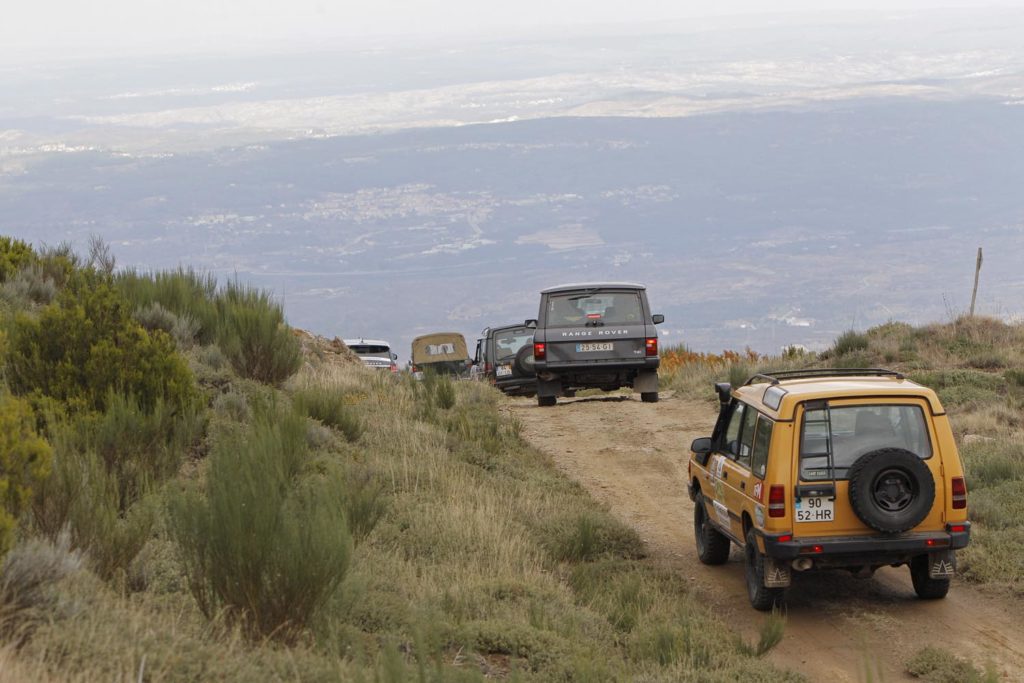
[641,392,659,403]
[694,493,730,565]
[910,555,950,599]
[745,528,785,611]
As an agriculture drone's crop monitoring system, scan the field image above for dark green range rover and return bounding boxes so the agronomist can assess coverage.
[530,282,664,407]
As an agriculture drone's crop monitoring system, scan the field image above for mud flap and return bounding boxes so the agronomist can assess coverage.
[633,370,658,393]
[537,378,562,398]
[928,550,956,579]
[763,556,792,588]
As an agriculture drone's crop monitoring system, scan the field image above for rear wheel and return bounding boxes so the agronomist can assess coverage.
[745,528,785,611]
[910,555,950,599]
[537,395,557,407]
[694,493,730,565]
[641,392,659,403]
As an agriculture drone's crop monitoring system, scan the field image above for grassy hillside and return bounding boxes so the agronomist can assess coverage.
[662,316,1024,594]
[0,237,797,681]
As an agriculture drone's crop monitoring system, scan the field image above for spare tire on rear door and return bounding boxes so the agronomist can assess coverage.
[847,448,935,533]
[513,345,535,378]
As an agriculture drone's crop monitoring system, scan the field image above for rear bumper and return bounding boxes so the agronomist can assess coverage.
[760,522,971,563]
[495,377,536,396]
[536,358,660,373]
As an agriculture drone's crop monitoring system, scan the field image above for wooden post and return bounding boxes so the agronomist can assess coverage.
[969,247,983,316]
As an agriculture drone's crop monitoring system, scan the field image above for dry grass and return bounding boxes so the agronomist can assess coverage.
[1,353,802,681]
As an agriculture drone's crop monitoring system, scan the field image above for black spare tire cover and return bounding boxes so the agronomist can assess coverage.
[847,448,935,533]
[513,345,536,378]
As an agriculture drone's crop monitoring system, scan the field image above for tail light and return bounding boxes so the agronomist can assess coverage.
[411,364,418,373]
[534,342,546,360]
[768,485,786,518]
[951,476,967,510]
[390,362,397,373]
[484,362,493,373]
[645,337,658,356]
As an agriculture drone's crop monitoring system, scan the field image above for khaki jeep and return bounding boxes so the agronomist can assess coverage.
[687,369,970,610]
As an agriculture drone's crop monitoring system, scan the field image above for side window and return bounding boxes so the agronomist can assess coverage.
[736,407,757,467]
[723,402,746,456]
[751,416,774,479]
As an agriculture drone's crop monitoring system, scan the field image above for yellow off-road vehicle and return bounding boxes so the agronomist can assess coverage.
[687,369,971,610]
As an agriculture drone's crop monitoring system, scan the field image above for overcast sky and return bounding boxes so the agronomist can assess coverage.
[3,0,1022,61]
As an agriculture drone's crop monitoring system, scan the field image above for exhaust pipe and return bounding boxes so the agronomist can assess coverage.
[792,558,814,572]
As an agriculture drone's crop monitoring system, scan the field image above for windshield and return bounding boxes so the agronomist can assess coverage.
[800,404,932,481]
[349,344,391,358]
[545,291,644,327]
[493,329,532,360]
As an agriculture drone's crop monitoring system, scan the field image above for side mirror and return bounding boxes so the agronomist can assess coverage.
[714,382,733,404]
[691,437,712,455]
[652,314,665,325]
[525,319,538,328]
[391,352,398,361]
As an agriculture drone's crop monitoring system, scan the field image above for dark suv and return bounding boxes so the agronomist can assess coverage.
[530,282,664,406]
[472,323,536,396]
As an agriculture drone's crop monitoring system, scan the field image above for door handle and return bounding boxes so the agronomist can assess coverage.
[740,482,745,489]
[722,471,729,479]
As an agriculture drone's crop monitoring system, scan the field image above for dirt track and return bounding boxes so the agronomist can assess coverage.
[509,392,1024,682]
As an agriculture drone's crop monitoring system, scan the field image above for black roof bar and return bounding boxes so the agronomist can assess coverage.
[743,368,905,386]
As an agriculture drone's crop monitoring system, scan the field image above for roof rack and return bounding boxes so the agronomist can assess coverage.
[743,368,905,386]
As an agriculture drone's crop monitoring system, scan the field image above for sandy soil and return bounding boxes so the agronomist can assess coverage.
[509,392,1024,682]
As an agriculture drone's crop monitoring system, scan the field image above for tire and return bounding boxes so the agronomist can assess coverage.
[641,392,659,403]
[848,448,935,533]
[745,528,785,611]
[513,346,536,378]
[910,555,950,599]
[694,493,730,565]
[537,395,557,407]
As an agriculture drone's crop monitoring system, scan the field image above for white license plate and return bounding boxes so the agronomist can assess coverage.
[577,342,613,352]
[795,496,834,523]
[495,364,512,377]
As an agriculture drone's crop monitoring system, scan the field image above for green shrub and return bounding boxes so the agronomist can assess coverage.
[292,385,363,442]
[1005,368,1024,388]
[961,440,1024,490]
[906,646,995,683]
[0,237,36,283]
[33,445,156,580]
[0,263,56,308]
[0,395,52,557]
[341,465,388,544]
[543,510,645,563]
[0,535,81,625]
[117,267,220,344]
[134,301,200,349]
[169,406,352,640]
[832,350,873,369]
[832,330,870,356]
[215,282,301,386]
[6,271,198,416]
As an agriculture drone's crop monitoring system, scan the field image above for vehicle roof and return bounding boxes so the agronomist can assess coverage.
[484,322,534,335]
[342,338,391,347]
[733,374,945,420]
[541,282,646,294]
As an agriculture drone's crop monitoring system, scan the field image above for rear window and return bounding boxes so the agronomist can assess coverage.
[493,329,532,360]
[800,404,933,481]
[545,291,644,327]
[349,344,391,358]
